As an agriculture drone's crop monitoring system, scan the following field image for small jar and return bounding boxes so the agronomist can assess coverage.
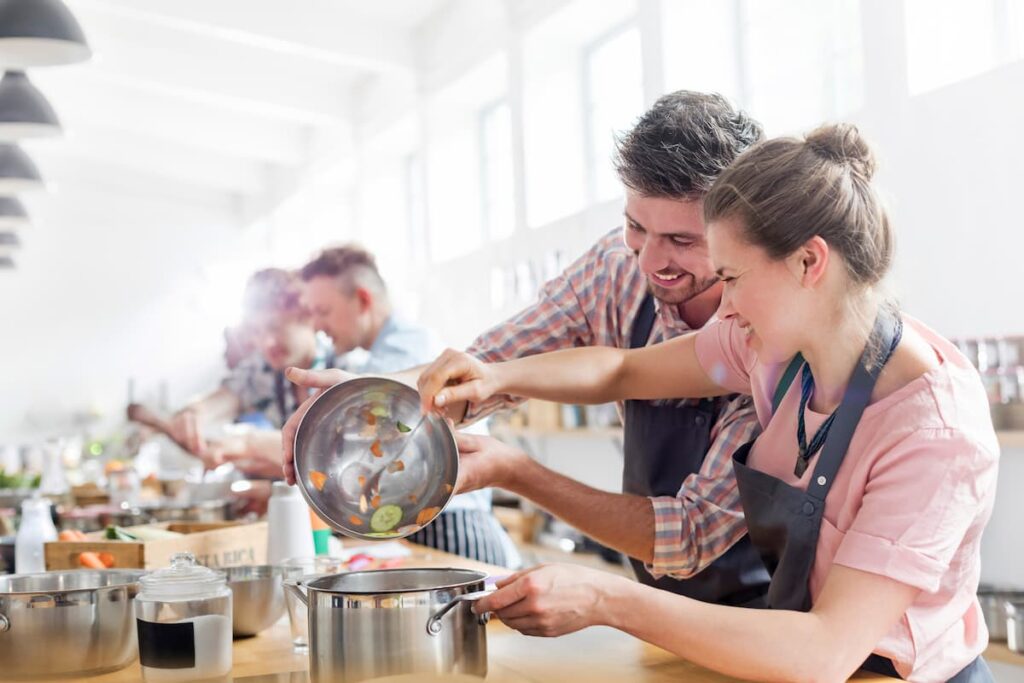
[135,552,232,682]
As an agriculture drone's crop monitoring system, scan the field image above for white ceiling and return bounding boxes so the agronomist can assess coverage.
[15,0,449,223]
[0,0,451,441]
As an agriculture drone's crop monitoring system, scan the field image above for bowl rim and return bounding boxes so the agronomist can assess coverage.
[292,377,459,541]
[302,567,487,595]
[0,568,146,596]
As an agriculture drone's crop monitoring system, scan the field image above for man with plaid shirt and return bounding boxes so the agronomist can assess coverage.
[283,91,769,605]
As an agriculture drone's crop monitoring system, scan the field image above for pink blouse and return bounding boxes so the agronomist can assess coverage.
[695,315,999,682]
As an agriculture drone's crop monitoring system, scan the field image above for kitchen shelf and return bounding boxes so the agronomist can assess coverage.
[490,425,624,439]
[998,431,1024,450]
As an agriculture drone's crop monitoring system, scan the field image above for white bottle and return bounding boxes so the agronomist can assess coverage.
[15,497,58,573]
[266,482,314,565]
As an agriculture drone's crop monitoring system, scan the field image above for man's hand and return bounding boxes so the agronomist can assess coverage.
[281,367,355,484]
[473,564,622,637]
[453,432,529,494]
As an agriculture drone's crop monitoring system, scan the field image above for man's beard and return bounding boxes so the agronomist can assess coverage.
[647,272,719,306]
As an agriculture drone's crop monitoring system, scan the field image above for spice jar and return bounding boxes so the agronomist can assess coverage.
[135,552,232,682]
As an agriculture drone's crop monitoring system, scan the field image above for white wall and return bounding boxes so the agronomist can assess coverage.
[866,61,1024,337]
[0,184,244,440]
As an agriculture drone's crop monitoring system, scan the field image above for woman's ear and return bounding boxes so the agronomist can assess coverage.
[787,236,830,288]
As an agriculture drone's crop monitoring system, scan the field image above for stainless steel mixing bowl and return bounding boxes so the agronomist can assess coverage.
[293,377,458,541]
[225,565,301,637]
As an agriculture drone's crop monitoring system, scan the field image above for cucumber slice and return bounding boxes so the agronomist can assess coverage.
[370,504,403,533]
[364,531,400,538]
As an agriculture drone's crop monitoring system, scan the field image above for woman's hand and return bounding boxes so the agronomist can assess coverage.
[473,564,624,637]
[417,349,503,416]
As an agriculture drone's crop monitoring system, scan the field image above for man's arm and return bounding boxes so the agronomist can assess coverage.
[457,432,656,562]
[456,396,758,568]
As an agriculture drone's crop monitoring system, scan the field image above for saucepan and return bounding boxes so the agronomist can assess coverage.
[286,568,493,683]
[0,569,146,678]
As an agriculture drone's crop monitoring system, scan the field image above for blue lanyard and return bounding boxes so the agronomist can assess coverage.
[794,316,904,477]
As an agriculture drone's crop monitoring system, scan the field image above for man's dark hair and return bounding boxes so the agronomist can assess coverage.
[300,244,387,296]
[614,90,764,199]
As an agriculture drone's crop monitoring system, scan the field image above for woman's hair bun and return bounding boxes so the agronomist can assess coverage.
[805,123,876,180]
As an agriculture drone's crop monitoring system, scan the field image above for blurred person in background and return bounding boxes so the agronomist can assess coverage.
[297,245,520,567]
[168,268,336,478]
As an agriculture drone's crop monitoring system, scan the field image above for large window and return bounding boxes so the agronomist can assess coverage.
[522,0,637,228]
[741,0,864,134]
[425,55,506,261]
[905,0,1021,95]
[479,100,515,241]
[585,24,643,203]
[661,1,744,107]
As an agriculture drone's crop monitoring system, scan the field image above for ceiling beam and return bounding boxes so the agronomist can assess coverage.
[62,4,356,126]
[69,0,416,74]
[23,155,239,217]
[33,70,316,165]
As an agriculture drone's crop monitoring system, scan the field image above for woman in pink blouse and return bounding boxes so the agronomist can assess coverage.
[418,123,997,682]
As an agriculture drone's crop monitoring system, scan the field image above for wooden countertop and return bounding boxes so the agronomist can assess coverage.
[73,543,896,683]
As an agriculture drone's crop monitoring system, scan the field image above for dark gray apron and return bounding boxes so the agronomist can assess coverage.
[623,294,770,605]
[733,313,991,682]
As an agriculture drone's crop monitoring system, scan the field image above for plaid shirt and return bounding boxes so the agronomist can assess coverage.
[464,227,761,578]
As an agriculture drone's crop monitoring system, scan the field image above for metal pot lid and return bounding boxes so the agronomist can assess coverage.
[292,377,458,542]
[305,567,487,595]
[0,569,145,594]
[140,552,225,599]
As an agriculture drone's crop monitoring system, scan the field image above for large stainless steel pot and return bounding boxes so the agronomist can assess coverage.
[286,568,492,683]
[0,569,145,678]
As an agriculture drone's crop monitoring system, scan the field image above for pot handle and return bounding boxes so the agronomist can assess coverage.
[284,579,308,608]
[0,614,8,633]
[426,589,495,636]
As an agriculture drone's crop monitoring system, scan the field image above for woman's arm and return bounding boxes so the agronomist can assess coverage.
[479,563,918,683]
[419,332,730,414]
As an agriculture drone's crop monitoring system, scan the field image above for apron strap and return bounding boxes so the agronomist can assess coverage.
[772,354,804,414]
[629,293,657,349]
[806,313,898,502]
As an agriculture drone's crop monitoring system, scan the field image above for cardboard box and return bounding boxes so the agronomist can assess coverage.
[45,521,268,570]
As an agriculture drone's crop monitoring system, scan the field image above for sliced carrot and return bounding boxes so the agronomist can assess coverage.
[444,484,454,494]
[408,493,418,504]
[98,552,116,568]
[371,495,381,509]
[309,470,328,492]
[349,514,364,526]
[59,529,87,542]
[78,552,106,569]
[370,440,383,458]
[416,506,441,527]
[357,475,367,488]
[387,460,405,474]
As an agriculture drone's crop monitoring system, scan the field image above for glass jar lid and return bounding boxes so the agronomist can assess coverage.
[140,552,226,600]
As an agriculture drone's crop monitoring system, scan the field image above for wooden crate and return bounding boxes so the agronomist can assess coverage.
[44,521,268,570]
